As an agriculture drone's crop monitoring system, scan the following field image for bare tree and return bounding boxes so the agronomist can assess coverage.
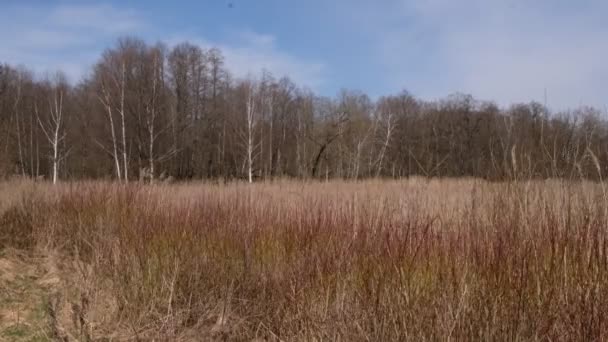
[36,76,68,184]
[145,47,161,181]
[119,61,129,182]
[260,70,275,178]
[96,70,123,180]
[93,44,132,182]
[244,80,258,183]
[375,110,396,177]
[13,70,25,177]
[4,37,608,182]
[309,97,348,178]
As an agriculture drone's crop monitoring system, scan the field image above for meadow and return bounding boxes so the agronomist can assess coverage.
[1,178,608,341]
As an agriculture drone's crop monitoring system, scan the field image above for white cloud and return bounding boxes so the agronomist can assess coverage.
[221,30,325,89]
[0,4,325,90]
[167,30,326,90]
[373,0,608,109]
[0,3,143,82]
[48,4,142,34]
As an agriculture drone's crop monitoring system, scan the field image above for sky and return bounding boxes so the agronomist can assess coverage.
[1,0,607,110]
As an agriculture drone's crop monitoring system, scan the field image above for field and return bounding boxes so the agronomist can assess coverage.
[1,178,608,341]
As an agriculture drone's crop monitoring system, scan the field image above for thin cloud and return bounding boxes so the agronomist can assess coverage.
[167,30,326,90]
[370,0,608,109]
[48,4,143,34]
[1,3,325,90]
[222,30,325,89]
[0,3,143,82]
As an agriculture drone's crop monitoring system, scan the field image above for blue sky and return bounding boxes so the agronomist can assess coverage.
[2,0,607,110]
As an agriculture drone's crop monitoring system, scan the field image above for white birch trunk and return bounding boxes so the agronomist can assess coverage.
[36,86,64,185]
[120,62,129,182]
[13,74,25,176]
[147,55,159,183]
[376,112,395,177]
[98,85,122,180]
[246,88,255,183]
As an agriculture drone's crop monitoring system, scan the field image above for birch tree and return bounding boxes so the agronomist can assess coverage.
[260,71,275,178]
[36,76,68,184]
[96,69,123,180]
[118,61,128,182]
[142,45,174,182]
[244,80,258,183]
[375,110,396,177]
[92,45,132,182]
[13,70,25,176]
[231,79,261,183]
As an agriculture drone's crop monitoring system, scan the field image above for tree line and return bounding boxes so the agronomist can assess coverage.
[1,37,607,183]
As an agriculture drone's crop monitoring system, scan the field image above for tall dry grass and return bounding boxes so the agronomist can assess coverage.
[1,178,608,340]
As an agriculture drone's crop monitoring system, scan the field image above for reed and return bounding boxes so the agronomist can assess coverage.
[1,178,607,340]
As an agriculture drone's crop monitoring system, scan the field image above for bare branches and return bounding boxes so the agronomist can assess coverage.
[36,78,67,184]
[2,38,608,182]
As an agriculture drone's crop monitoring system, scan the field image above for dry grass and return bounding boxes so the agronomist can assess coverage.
[1,178,608,341]
[0,248,58,341]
